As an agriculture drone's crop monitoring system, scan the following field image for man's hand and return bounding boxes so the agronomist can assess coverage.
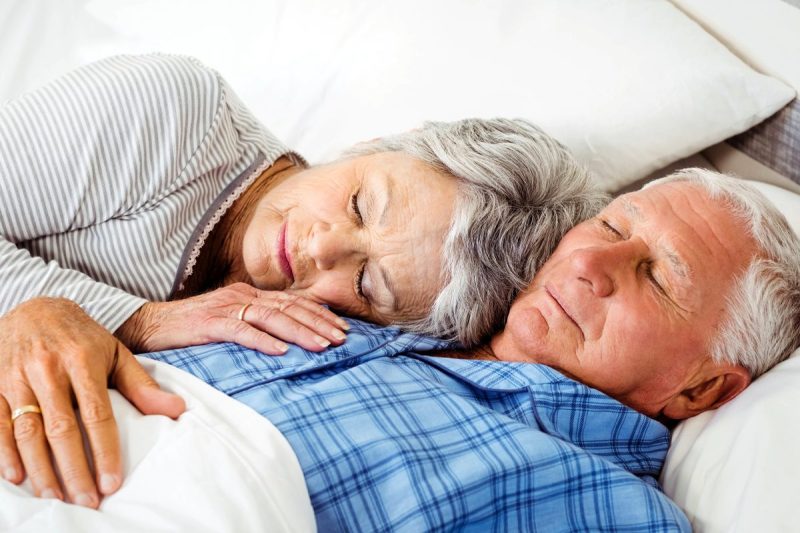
[116,283,349,354]
[0,297,185,508]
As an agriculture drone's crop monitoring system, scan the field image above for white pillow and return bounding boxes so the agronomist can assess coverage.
[672,0,800,92]
[747,180,800,236]
[660,180,800,533]
[1,0,793,191]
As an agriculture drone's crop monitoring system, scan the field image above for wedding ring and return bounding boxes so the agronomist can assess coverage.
[11,405,42,423]
[238,303,253,321]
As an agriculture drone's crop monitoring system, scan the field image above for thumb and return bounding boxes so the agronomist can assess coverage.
[112,346,186,419]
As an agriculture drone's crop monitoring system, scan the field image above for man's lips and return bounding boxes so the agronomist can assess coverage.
[544,283,583,338]
[277,221,294,283]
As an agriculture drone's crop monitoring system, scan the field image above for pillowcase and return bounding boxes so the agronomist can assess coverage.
[747,179,800,235]
[671,0,800,92]
[3,0,793,191]
[660,179,800,533]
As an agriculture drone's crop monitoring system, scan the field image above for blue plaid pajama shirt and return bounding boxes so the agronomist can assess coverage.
[144,318,690,532]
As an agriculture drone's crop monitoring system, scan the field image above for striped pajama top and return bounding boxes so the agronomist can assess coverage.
[0,54,299,332]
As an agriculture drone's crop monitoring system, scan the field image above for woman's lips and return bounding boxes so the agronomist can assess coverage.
[277,221,295,283]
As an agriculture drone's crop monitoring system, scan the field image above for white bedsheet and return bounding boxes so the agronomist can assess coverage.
[0,358,316,532]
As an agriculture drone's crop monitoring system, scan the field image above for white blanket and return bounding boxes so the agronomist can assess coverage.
[0,358,316,532]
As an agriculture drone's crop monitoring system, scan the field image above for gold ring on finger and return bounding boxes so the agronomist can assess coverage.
[11,404,42,423]
[238,303,253,321]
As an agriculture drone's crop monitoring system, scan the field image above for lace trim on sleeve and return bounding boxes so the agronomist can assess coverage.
[176,157,272,293]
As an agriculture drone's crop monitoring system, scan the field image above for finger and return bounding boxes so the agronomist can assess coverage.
[217,319,291,355]
[10,386,63,501]
[280,305,348,346]
[242,306,339,351]
[279,290,350,331]
[0,395,24,484]
[113,344,186,420]
[30,364,99,508]
[66,350,122,498]
[261,297,348,345]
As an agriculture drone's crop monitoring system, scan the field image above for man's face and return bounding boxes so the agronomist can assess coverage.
[490,181,757,418]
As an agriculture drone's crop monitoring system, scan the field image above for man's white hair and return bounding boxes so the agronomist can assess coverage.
[344,118,607,346]
[647,168,800,377]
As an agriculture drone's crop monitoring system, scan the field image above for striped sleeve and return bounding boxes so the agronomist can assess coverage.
[0,54,232,331]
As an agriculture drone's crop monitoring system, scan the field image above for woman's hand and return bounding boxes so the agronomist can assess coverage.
[0,297,185,508]
[116,283,349,355]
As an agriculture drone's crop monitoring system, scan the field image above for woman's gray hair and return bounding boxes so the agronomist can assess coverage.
[344,118,607,346]
[648,168,800,378]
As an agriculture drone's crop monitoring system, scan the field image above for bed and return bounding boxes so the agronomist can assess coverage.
[1,1,798,531]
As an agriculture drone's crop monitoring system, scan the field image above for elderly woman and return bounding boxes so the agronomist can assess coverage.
[0,54,604,506]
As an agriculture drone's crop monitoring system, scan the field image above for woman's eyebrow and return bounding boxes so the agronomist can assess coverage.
[378,175,393,226]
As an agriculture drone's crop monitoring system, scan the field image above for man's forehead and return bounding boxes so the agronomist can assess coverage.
[606,181,707,216]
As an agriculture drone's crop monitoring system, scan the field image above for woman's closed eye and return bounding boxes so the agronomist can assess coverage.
[355,261,367,300]
[351,191,364,225]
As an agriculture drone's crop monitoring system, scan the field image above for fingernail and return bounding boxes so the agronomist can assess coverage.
[41,488,59,499]
[274,341,288,353]
[99,473,118,494]
[336,319,350,330]
[314,335,331,348]
[331,329,346,341]
[3,467,17,481]
[74,492,97,507]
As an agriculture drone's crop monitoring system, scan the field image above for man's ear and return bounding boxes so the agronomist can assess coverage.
[662,363,751,420]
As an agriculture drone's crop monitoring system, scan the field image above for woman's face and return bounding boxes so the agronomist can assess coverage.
[240,152,458,324]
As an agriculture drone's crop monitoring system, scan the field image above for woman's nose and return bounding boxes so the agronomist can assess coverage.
[569,239,646,297]
[307,221,360,271]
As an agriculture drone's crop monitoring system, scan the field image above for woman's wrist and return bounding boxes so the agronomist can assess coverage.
[115,302,162,353]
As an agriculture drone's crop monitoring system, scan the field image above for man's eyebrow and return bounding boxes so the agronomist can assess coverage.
[378,264,398,312]
[621,199,642,221]
[664,247,691,280]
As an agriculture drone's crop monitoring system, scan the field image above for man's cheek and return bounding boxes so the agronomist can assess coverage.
[611,316,652,362]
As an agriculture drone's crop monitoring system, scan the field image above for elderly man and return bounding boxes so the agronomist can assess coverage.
[7,169,800,531]
[489,168,800,419]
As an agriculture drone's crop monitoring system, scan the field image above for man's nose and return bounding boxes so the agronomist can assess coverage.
[307,221,360,271]
[569,239,647,297]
